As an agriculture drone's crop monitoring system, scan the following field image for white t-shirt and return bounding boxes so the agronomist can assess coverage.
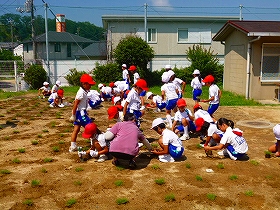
[122,69,129,80]
[133,72,140,84]
[220,127,248,153]
[161,82,178,100]
[207,123,223,137]
[209,84,220,104]
[87,90,100,102]
[194,109,213,123]
[115,81,127,91]
[191,77,203,90]
[51,84,59,93]
[90,133,106,148]
[101,86,112,95]
[162,129,183,147]
[75,87,89,111]
[40,86,50,92]
[125,88,141,111]
[48,92,58,100]
[173,77,183,92]
[152,95,163,104]
[174,108,193,122]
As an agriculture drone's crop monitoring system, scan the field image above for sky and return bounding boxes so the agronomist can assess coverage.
[1,0,280,27]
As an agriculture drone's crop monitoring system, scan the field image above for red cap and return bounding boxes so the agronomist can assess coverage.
[135,79,149,91]
[109,82,115,88]
[195,118,205,132]
[107,106,119,119]
[193,104,202,111]
[57,89,64,97]
[128,65,137,71]
[115,104,123,111]
[80,74,96,85]
[202,75,215,83]
[82,123,97,138]
[177,98,186,107]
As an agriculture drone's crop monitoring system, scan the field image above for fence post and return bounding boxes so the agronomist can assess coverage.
[14,61,18,92]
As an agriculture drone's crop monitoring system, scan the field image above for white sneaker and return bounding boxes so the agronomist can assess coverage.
[78,151,86,158]
[58,104,64,108]
[138,143,144,147]
[159,154,175,163]
[97,154,108,162]
[217,150,226,156]
[69,146,77,153]
[89,150,98,157]
[180,134,190,141]
[49,103,54,108]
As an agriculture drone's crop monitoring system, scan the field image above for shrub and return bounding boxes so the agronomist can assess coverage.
[0,169,11,174]
[24,64,47,89]
[93,62,121,83]
[65,68,86,86]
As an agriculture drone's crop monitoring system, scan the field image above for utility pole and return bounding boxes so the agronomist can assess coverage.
[44,2,50,82]
[144,3,147,42]
[239,5,243,21]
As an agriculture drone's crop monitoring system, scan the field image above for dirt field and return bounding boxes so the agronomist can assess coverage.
[0,93,279,210]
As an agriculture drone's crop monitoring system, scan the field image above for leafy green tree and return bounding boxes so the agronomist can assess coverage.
[186,45,223,84]
[24,65,47,89]
[0,49,21,60]
[65,68,86,86]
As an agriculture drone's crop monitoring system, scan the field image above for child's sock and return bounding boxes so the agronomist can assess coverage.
[183,126,189,136]
[166,114,172,128]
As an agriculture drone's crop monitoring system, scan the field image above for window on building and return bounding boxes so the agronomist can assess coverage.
[178,28,211,44]
[148,28,157,43]
[54,43,61,52]
[67,43,71,57]
[261,43,280,82]
[26,44,29,53]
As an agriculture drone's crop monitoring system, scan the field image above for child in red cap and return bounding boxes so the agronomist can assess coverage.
[69,74,96,153]
[48,89,64,108]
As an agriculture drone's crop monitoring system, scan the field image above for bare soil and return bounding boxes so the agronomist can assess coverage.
[0,94,279,210]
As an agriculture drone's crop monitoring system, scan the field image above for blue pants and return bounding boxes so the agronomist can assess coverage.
[193,89,202,100]
[207,103,219,115]
[166,98,178,111]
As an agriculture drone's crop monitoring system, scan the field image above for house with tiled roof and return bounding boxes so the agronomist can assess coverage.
[213,20,280,101]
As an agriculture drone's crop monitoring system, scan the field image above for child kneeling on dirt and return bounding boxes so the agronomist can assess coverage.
[78,122,109,162]
[151,118,184,162]
[268,124,280,157]
[48,89,64,108]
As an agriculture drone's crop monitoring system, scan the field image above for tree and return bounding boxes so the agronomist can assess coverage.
[0,49,21,60]
[186,45,223,84]
[113,35,154,78]
[24,65,47,89]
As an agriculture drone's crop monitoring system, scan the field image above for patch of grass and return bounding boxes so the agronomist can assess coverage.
[219,89,261,106]
[41,168,47,173]
[59,133,64,137]
[12,158,21,164]
[196,144,203,149]
[75,167,84,172]
[52,146,60,152]
[229,175,238,180]
[195,175,203,181]
[265,175,273,179]
[155,178,165,185]
[116,166,125,171]
[185,163,191,169]
[23,199,33,206]
[74,180,82,186]
[29,117,35,120]
[151,143,159,149]
[31,140,39,145]
[37,134,43,138]
[64,128,70,132]
[4,136,10,140]
[58,140,65,144]
[56,112,62,119]
[43,158,53,163]
[151,164,160,170]
[164,193,175,202]
[23,120,29,125]
[114,180,123,186]
[245,190,254,197]
[18,148,26,153]
[31,179,41,187]
[50,121,56,127]
[116,198,129,205]
[0,169,11,174]
[250,160,259,166]
[13,130,20,134]
[207,193,217,201]
[217,162,224,169]
[0,114,4,117]
[42,129,49,133]
[65,198,77,207]
[0,125,3,129]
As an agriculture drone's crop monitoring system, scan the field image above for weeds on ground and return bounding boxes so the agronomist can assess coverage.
[31,179,41,187]
[23,199,33,206]
[64,128,70,132]
[75,167,84,172]
[114,180,124,186]
[155,178,165,185]
[65,198,77,207]
[58,140,65,144]
[207,193,217,201]
[13,130,20,134]
[265,175,273,179]
[31,140,39,145]
[12,158,21,164]
[185,163,191,169]
[245,190,254,197]
[50,121,56,127]
[116,166,125,171]
[0,169,11,174]
[229,175,238,180]
[4,136,10,140]
[116,198,129,205]
[151,164,160,170]
[52,146,60,152]
[217,163,224,169]
[23,120,29,125]
[43,158,53,163]
[18,148,25,153]
[56,112,62,119]
[41,168,47,173]
[164,193,175,202]
[42,129,49,133]
[250,160,259,166]
[37,134,43,138]
[74,181,82,186]
[195,175,203,181]
[59,133,64,137]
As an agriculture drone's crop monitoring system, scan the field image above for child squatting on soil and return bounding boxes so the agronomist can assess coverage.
[38,81,51,98]
[69,74,96,153]
[48,89,64,108]
[204,118,248,160]
[268,124,280,157]
[78,122,109,162]
[151,118,184,162]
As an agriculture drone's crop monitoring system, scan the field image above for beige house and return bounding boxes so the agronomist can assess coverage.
[213,20,280,101]
[102,15,238,71]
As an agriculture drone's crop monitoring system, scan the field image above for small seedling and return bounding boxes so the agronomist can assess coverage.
[265,175,273,179]
[207,193,217,201]
[0,169,11,174]
[245,190,254,197]
[52,146,60,152]
[59,133,64,137]
[23,199,33,206]
[66,198,77,207]
[43,158,53,163]
[50,121,56,127]
[196,144,203,149]
[217,163,224,169]
[23,121,29,125]
[42,129,49,133]
[18,148,25,153]
[151,143,159,149]
[250,160,259,166]
[64,128,70,132]
[264,150,272,158]
[0,125,3,129]
[75,167,84,172]
[56,112,62,119]
[155,178,165,185]
[74,180,82,186]
[41,168,47,173]
[31,179,41,187]
[31,140,39,145]
[29,117,35,120]
[13,130,20,134]
[58,140,65,144]
[116,198,129,205]
[12,158,21,164]
[0,114,4,117]
[4,136,10,140]
[164,193,175,202]
[114,180,124,186]
[229,175,238,180]
[116,166,125,171]
[37,134,43,138]
[185,163,191,169]
[195,175,203,181]
[151,164,160,170]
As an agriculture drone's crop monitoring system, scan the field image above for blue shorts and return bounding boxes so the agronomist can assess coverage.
[207,103,219,115]
[73,110,92,127]
[176,121,196,132]
[169,144,184,158]
[48,99,54,104]
[166,98,178,111]
[193,89,202,100]
[88,99,101,109]
[226,144,245,158]
[140,90,146,97]
[156,102,166,110]
[102,93,112,99]
[127,108,142,127]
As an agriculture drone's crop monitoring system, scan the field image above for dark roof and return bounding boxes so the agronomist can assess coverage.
[0,42,19,49]
[24,31,94,43]
[213,20,280,41]
[74,41,107,57]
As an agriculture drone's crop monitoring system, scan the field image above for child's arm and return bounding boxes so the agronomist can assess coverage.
[152,145,168,155]
[70,99,80,122]
[172,120,177,132]
[204,143,224,151]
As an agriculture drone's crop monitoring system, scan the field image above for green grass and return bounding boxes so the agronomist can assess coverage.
[245,190,254,197]
[43,158,53,163]
[164,193,175,202]
[58,140,65,144]
[23,199,34,206]
[217,163,224,169]
[250,160,260,166]
[12,158,21,164]
[13,130,20,134]
[52,146,60,152]
[65,198,77,207]
[42,129,49,133]
[41,168,47,173]
[196,144,203,149]
[74,180,82,186]
[37,134,43,138]
[116,198,129,205]
[195,175,203,181]
[31,179,41,187]
[18,148,26,153]
[59,133,64,137]
[185,163,191,169]
[155,178,165,185]
[114,180,124,186]
[4,136,10,140]
[151,164,160,170]
[207,193,217,201]
[31,140,39,145]
[75,167,84,172]
[0,169,11,174]
[229,175,238,180]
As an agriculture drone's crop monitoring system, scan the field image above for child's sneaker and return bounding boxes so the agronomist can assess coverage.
[49,103,54,108]
[58,104,64,108]
[159,154,175,162]
[78,151,86,158]
[69,145,77,153]
[97,154,108,162]
[180,134,190,141]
